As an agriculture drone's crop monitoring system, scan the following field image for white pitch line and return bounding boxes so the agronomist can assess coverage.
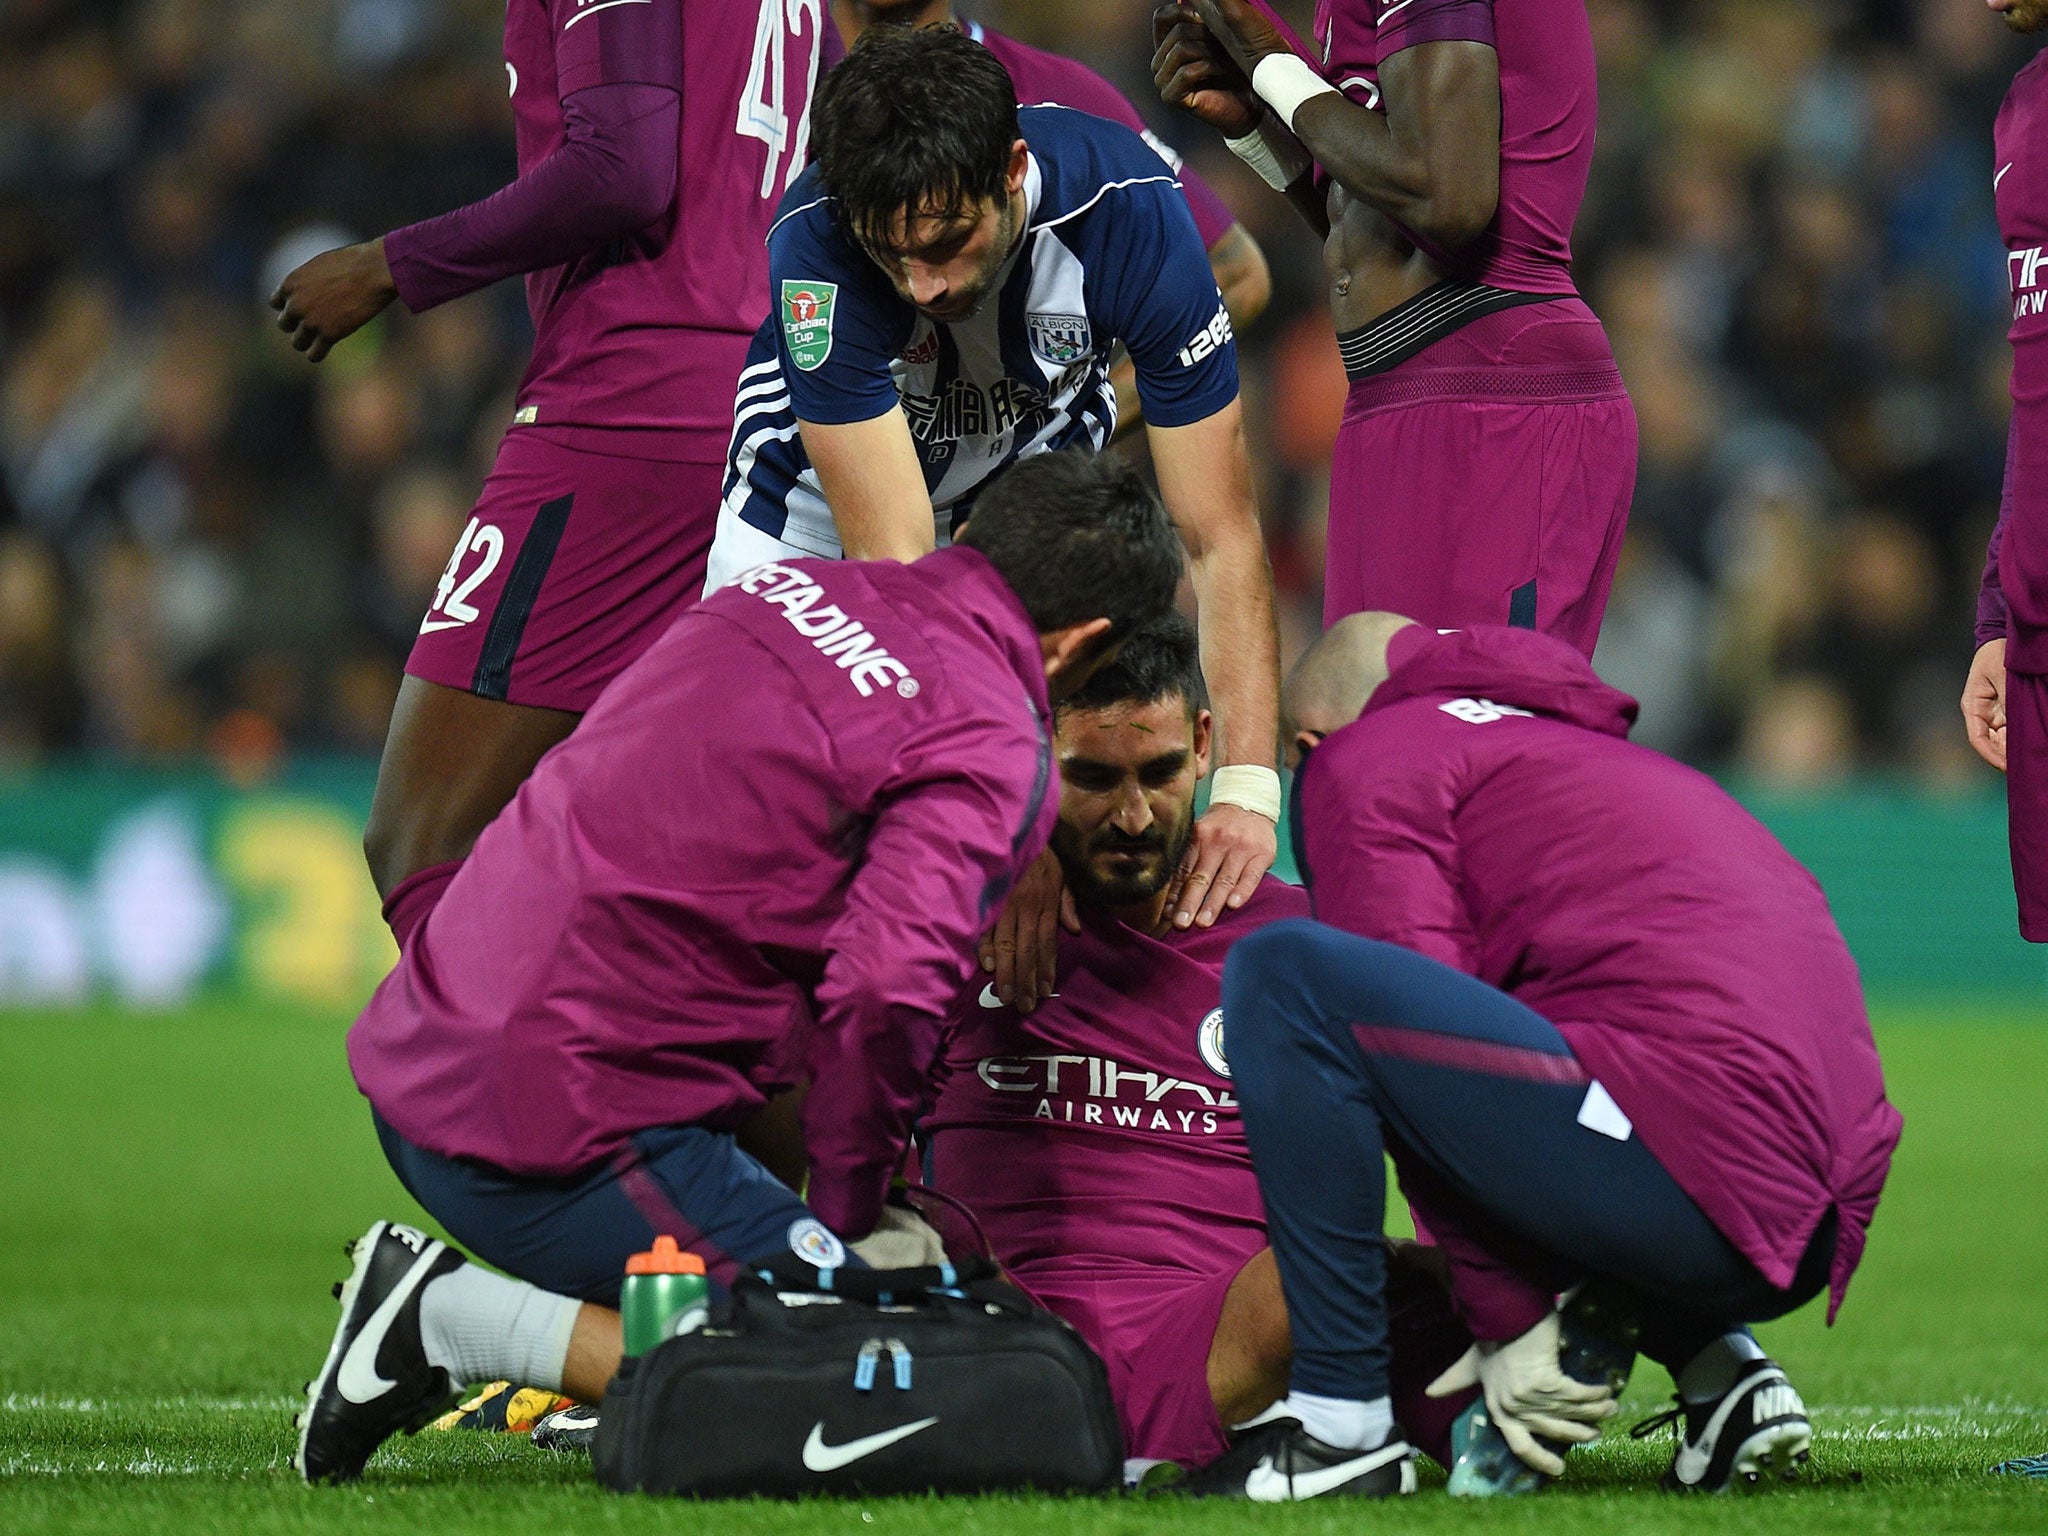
[1,1394,296,1413]
[1,1455,222,1477]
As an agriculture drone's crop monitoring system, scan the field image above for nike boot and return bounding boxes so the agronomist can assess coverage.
[296,1220,466,1483]
[531,1403,602,1452]
[1630,1356,1811,1491]
[1177,1418,1416,1500]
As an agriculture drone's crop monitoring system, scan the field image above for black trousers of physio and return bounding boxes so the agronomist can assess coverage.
[1220,919,1832,1402]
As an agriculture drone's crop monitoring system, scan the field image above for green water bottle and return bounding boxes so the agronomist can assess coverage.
[621,1235,709,1355]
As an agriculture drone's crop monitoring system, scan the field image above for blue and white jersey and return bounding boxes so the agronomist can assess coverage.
[721,105,1241,560]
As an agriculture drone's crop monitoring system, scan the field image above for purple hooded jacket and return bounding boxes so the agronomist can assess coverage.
[349,547,1057,1240]
[1293,625,1900,1335]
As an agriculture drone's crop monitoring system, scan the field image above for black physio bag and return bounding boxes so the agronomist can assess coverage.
[592,1257,1124,1497]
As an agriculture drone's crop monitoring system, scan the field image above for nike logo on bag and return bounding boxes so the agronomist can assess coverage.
[1243,1441,1406,1502]
[335,1239,445,1404]
[801,1417,940,1472]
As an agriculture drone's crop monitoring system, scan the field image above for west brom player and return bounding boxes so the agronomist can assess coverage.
[1187,616,1900,1499]
[270,0,837,949]
[294,453,1185,1483]
[1154,0,1636,653]
[925,613,1478,1478]
[706,26,1283,956]
[832,0,1275,404]
[1967,0,2048,943]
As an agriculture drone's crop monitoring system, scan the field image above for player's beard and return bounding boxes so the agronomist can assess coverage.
[2006,0,2048,33]
[1055,802,1197,910]
[922,198,1019,322]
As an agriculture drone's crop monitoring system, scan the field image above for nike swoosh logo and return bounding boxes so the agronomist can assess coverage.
[335,1239,446,1404]
[417,617,469,634]
[978,983,1058,1009]
[801,1417,940,1472]
[1243,1441,1407,1502]
[1998,162,2015,190]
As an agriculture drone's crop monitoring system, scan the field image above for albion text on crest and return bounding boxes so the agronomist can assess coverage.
[1028,312,1091,365]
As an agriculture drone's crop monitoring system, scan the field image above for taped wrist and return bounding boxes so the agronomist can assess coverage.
[1210,764,1282,823]
[1251,52,1340,135]
[1225,121,1314,191]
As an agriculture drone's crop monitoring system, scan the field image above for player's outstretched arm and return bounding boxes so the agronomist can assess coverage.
[1148,398,1281,929]
[801,409,939,564]
[270,82,679,360]
[1182,0,1503,254]
[805,764,1045,1241]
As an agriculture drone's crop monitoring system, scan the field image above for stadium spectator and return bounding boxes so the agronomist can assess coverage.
[0,0,2030,787]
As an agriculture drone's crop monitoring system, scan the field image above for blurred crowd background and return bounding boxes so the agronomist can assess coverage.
[0,0,2031,788]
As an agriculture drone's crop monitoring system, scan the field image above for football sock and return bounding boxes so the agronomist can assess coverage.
[382,859,463,949]
[1282,1390,1395,1452]
[418,1265,581,1392]
[1676,1328,1767,1406]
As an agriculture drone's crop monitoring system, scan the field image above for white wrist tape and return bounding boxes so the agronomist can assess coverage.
[1251,52,1339,136]
[1225,123,1313,192]
[1210,765,1283,823]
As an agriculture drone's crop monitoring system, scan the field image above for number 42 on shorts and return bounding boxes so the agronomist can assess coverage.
[421,517,505,634]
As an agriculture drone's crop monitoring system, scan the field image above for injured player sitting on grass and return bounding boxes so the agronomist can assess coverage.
[918,611,1477,1482]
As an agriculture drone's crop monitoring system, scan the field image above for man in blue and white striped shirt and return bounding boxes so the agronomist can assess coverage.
[707,24,1282,965]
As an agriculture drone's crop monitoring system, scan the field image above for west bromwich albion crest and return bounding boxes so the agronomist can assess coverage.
[1028,312,1092,365]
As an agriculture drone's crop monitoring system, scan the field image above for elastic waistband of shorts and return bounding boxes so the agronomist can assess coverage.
[1342,359,1630,414]
[1337,278,1560,381]
[512,421,732,465]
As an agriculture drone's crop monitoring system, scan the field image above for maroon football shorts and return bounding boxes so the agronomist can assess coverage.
[405,428,724,713]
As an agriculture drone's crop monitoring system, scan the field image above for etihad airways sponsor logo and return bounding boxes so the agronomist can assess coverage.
[974,1052,1236,1136]
[734,563,919,699]
[2013,246,2048,319]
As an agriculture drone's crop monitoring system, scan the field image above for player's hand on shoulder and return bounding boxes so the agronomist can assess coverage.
[1152,3,1260,139]
[1172,800,1276,931]
[269,238,399,363]
[978,849,1073,1016]
[1963,637,2009,773]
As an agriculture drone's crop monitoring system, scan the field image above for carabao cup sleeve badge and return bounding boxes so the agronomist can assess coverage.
[782,280,839,372]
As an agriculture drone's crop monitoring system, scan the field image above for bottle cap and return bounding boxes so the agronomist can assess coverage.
[626,1235,708,1276]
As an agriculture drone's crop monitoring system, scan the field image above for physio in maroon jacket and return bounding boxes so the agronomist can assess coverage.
[1194,615,1901,1501]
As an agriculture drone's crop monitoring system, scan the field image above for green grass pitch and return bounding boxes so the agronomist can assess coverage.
[2,999,2045,1534]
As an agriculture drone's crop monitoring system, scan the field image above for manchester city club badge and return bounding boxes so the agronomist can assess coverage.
[1027,312,1091,365]
[1197,1007,1231,1078]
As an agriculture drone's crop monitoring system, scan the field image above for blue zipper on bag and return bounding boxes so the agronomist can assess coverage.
[853,1339,882,1392]
[887,1338,913,1391]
